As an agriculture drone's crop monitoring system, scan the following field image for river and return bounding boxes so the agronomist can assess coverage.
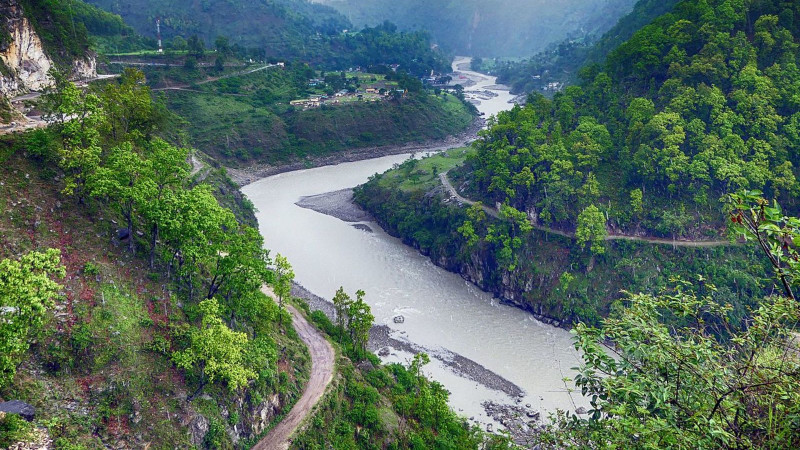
[242,57,583,432]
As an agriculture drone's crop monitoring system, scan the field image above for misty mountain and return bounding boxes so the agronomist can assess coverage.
[314,0,637,57]
[83,0,351,53]
[495,0,681,93]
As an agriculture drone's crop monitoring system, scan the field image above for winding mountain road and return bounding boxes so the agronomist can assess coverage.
[439,172,734,248]
[253,296,335,450]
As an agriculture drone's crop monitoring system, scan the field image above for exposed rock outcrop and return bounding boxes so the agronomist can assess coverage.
[0,0,96,99]
[0,0,53,97]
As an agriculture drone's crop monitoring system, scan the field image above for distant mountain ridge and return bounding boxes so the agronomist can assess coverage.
[314,0,638,57]
[84,0,350,56]
[495,0,682,93]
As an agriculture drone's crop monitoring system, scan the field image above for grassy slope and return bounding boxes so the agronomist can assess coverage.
[166,89,474,166]
[0,138,305,448]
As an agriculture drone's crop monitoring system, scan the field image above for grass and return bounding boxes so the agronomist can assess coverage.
[378,146,475,192]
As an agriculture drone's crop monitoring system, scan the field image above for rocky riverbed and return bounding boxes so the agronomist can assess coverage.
[290,282,524,399]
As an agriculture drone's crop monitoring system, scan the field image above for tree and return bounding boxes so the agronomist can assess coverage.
[347,290,373,359]
[138,139,190,268]
[172,298,256,398]
[271,254,294,325]
[99,69,158,145]
[629,188,643,216]
[88,142,149,252]
[0,249,64,388]
[171,35,187,51]
[538,193,800,448]
[41,74,106,201]
[575,204,607,255]
[332,287,352,340]
[214,35,230,55]
[187,35,205,58]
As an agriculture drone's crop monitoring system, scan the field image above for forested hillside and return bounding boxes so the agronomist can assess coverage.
[15,0,149,63]
[316,0,637,57]
[85,0,348,51]
[469,0,800,239]
[84,0,449,74]
[0,70,314,448]
[495,0,681,93]
[357,0,800,327]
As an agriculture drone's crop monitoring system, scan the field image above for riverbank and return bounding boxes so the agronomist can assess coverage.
[295,189,371,223]
[226,117,484,186]
[290,282,525,399]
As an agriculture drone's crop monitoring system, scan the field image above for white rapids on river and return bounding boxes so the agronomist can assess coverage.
[242,57,584,431]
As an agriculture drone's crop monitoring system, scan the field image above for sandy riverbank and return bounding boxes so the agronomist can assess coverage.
[295,189,370,223]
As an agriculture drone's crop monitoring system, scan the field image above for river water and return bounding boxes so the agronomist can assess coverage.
[242,57,583,430]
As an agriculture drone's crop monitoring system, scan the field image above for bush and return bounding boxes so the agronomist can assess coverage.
[0,413,34,447]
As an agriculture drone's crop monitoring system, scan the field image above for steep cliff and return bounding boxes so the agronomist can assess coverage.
[0,0,95,99]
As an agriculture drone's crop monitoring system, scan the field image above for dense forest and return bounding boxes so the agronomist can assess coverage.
[83,0,450,74]
[467,0,800,240]
[316,0,637,57]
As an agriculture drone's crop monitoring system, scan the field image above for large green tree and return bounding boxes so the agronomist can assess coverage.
[173,298,256,397]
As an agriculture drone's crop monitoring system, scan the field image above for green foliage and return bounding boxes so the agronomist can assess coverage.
[466,0,800,242]
[575,205,607,255]
[271,253,294,324]
[356,163,768,326]
[0,249,64,389]
[331,287,374,361]
[496,0,681,93]
[84,0,449,75]
[163,79,474,166]
[545,288,800,448]
[534,195,800,447]
[172,299,257,392]
[0,413,35,448]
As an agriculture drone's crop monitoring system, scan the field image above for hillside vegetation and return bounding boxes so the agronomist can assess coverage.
[16,0,150,65]
[133,61,475,167]
[85,0,450,74]
[0,70,311,448]
[357,0,800,326]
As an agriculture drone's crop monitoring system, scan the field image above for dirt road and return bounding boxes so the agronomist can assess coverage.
[253,302,335,450]
[439,172,734,248]
[151,64,276,91]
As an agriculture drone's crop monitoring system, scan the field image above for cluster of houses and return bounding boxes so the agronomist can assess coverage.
[289,80,407,109]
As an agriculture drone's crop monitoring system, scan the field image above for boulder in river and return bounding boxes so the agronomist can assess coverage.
[393,315,405,324]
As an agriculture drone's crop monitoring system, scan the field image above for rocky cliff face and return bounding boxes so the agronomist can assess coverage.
[0,0,96,98]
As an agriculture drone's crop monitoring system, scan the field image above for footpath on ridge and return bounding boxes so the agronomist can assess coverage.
[439,171,734,248]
